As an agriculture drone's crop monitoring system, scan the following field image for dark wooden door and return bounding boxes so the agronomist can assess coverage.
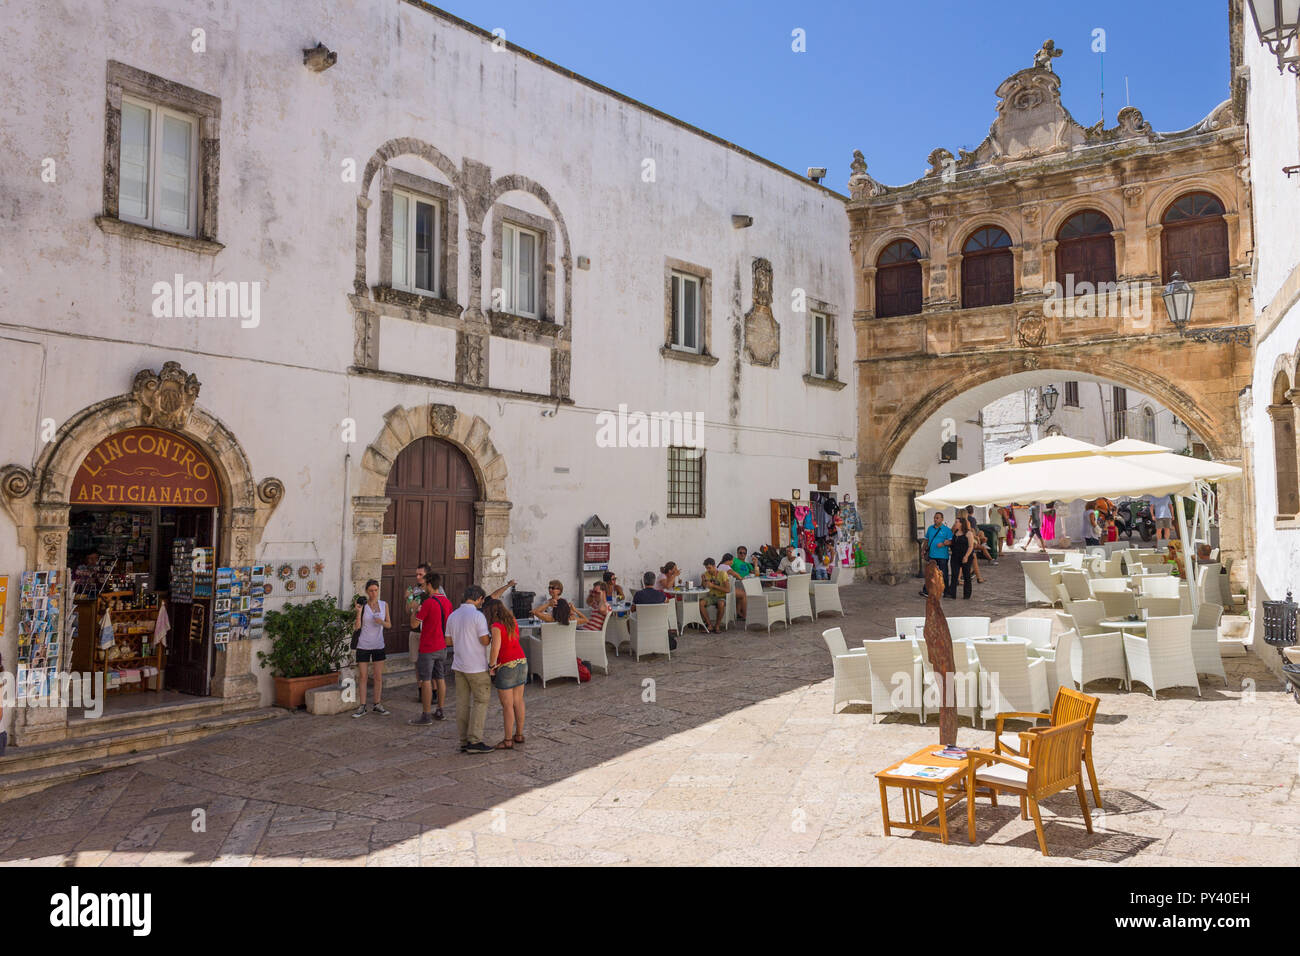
[381,438,478,653]
[961,251,1013,308]
[876,262,923,317]
[165,507,216,696]
[1056,236,1116,288]
[1162,219,1229,282]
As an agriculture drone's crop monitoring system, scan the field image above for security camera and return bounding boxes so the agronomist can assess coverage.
[807,167,827,183]
[303,43,338,72]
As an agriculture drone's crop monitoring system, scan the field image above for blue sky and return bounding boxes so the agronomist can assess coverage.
[434,0,1231,192]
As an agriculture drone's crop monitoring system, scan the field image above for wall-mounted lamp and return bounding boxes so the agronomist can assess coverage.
[303,43,338,72]
[1246,0,1300,74]
[807,167,827,184]
[731,214,753,229]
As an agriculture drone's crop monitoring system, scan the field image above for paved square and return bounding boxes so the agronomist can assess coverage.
[0,552,1294,866]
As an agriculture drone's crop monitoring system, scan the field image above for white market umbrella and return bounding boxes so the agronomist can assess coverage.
[1100,438,1242,483]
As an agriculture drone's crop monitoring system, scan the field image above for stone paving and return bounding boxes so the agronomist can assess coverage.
[0,550,1296,866]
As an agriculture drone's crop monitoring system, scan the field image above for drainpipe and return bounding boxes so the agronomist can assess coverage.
[339,452,350,605]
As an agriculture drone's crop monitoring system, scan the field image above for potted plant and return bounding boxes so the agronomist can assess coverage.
[258,597,353,709]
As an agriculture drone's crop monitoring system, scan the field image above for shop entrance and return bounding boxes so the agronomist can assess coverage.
[66,427,223,701]
[380,437,477,654]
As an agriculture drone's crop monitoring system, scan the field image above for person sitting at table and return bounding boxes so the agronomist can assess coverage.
[731,546,756,578]
[656,561,681,591]
[630,571,666,606]
[601,571,626,603]
[699,558,730,633]
[583,581,609,631]
[719,553,748,620]
[534,579,587,627]
[775,547,805,588]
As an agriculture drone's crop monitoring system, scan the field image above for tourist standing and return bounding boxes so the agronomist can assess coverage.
[920,511,952,597]
[1151,494,1174,540]
[351,579,391,718]
[408,572,454,725]
[448,585,494,755]
[483,598,527,749]
[1083,501,1101,547]
[1025,504,1046,552]
[945,517,975,599]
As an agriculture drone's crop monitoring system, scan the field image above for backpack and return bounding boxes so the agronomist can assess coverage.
[576,658,591,682]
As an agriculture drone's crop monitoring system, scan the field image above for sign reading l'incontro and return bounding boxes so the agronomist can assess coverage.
[71,427,220,506]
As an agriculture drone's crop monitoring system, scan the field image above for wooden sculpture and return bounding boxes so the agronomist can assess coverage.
[924,561,958,746]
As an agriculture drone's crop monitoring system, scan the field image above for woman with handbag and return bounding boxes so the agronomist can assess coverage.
[352,579,392,717]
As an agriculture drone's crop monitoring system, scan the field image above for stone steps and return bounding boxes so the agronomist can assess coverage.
[0,707,284,802]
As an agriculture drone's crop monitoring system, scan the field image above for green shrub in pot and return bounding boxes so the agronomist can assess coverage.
[258,597,352,679]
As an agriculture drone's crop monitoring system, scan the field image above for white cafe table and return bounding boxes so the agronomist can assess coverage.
[1100,617,1147,634]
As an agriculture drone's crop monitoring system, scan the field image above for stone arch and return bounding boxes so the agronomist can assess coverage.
[948,215,1022,258]
[353,137,468,295]
[479,174,574,330]
[1043,198,1125,241]
[351,402,511,602]
[867,230,929,265]
[1145,178,1233,226]
[1273,366,1294,405]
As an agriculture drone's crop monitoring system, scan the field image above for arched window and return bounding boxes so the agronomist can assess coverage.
[1142,406,1156,444]
[1055,210,1116,289]
[961,226,1014,308]
[1270,371,1299,517]
[875,239,923,318]
[1162,192,1229,282]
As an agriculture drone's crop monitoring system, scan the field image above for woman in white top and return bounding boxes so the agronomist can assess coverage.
[352,579,392,717]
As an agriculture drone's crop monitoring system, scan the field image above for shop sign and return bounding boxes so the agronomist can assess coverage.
[71,428,220,506]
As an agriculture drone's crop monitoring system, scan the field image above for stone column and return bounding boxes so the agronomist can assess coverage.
[857,474,929,584]
[350,495,392,601]
[212,639,259,708]
[14,515,71,745]
[475,499,513,592]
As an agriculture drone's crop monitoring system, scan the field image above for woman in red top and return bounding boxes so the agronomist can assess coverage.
[583,581,609,631]
[484,598,527,749]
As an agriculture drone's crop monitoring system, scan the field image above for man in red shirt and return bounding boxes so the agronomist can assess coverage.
[408,572,453,724]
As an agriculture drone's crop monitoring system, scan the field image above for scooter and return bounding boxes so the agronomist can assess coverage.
[1117,499,1156,542]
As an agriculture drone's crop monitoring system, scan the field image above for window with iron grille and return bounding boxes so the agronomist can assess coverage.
[1064,381,1080,407]
[667,446,704,517]
[1112,386,1128,439]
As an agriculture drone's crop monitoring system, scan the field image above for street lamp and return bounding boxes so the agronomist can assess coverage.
[1034,384,1058,425]
[1245,0,1300,74]
[1160,271,1253,345]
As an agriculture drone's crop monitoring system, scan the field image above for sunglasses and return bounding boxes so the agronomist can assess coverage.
[549,586,561,591]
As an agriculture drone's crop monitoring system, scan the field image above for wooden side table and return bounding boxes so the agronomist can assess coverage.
[876,746,975,845]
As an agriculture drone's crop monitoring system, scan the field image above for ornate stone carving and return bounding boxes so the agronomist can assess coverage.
[1115,106,1150,136]
[550,348,572,399]
[235,535,250,562]
[1023,354,1041,370]
[1,465,34,500]
[256,477,285,506]
[1032,39,1062,72]
[132,361,201,430]
[1017,313,1048,348]
[456,331,487,385]
[1122,184,1145,207]
[42,532,61,565]
[1022,204,1040,224]
[847,150,886,199]
[743,258,781,368]
[429,403,458,437]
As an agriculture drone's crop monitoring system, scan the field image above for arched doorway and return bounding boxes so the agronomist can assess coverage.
[380,437,478,653]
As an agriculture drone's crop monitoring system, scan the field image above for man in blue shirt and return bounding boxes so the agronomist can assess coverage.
[919,512,953,597]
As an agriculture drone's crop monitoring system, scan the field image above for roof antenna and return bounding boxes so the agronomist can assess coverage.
[1125,76,1130,107]
[1099,49,1105,126]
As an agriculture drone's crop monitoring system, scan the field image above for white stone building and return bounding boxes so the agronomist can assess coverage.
[0,0,855,739]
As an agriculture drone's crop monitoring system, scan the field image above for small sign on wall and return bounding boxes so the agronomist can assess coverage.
[454,530,471,561]
[382,534,397,567]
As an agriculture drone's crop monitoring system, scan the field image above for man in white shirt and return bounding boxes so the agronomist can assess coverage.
[778,546,807,575]
[447,585,494,755]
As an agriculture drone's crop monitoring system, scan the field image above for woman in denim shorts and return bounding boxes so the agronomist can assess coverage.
[484,598,527,749]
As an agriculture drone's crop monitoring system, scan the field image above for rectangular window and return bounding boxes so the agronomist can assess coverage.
[392,190,440,296]
[811,312,828,377]
[670,272,701,352]
[667,446,704,518]
[1112,386,1128,439]
[503,222,540,317]
[1064,381,1080,407]
[118,96,197,235]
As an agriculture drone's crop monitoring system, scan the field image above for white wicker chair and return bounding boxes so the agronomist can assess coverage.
[1137,596,1181,618]
[1062,598,1106,635]
[784,573,814,625]
[811,564,845,618]
[534,622,581,688]
[1190,602,1227,685]
[823,627,871,713]
[863,638,925,724]
[1139,554,1171,572]
[1089,578,1131,594]
[1139,575,1180,598]
[1061,552,1086,570]
[722,586,736,630]
[1100,553,1126,578]
[1097,589,1139,619]
[1064,629,1127,691]
[575,612,610,675]
[1059,570,1092,601]
[1007,616,1053,650]
[894,616,926,639]
[628,602,672,661]
[920,637,981,726]
[947,616,991,639]
[1124,615,1200,699]
[972,641,1049,727]
[742,577,787,633]
[1023,562,1059,606]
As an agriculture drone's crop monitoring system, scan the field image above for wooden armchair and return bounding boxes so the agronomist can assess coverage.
[993,686,1102,808]
[966,717,1094,857]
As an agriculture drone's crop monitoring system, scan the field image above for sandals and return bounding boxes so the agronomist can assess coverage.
[494,740,514,750]
[513,733,525,744]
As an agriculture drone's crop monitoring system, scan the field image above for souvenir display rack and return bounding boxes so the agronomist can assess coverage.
[16,570,65,703]
[94,590,164,694]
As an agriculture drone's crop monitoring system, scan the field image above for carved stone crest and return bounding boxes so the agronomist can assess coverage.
[847,150,886,199]
[1023,354,1041,370]
[430,404,458,437]
[1122,184,1145,207]
[1017,313,1048,348]
[743,258,781,368]
[132,362,201,430]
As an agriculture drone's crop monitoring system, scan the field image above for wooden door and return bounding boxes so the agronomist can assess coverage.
[875,262,922,317]
[166,507,216,696]
[381,438,478,653]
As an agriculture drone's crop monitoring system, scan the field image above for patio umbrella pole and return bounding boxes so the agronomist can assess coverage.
[1176,494,1199,611]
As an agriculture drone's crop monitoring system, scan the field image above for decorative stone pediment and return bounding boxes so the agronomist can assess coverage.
[743,258,780,368]
[848,150,887,200]
[132,361,201,430]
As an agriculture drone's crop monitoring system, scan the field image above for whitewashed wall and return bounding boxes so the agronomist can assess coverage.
[0,0,856,709]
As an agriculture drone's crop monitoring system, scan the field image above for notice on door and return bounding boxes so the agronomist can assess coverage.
[382,534,397,566]
[454,530,470,560]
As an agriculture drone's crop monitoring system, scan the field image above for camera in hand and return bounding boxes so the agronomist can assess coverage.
[356,595,366,606]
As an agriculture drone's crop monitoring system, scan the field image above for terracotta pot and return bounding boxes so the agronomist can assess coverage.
[273,672,340,710]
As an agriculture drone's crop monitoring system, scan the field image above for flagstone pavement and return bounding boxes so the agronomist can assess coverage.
[1,550,1296,866]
